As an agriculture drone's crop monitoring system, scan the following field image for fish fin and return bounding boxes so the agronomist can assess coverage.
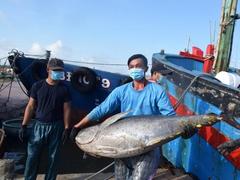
[87,152,101,158]
[146,134,182,146]
[100,111,130,129]
[96,146,118,154]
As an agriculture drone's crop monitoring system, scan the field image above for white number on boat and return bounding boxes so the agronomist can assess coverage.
[102,78,110,88]
[65,71,110,89]
[65,72,72,82]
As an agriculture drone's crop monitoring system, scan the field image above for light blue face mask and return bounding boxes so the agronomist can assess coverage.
[50,70,65,80]
[129,68,145,80]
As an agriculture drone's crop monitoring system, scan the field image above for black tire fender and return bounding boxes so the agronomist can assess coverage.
[31,61,48,81]
[71,67,98,93]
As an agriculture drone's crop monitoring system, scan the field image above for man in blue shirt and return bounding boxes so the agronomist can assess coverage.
[149,64,172,84]
[19,58,71,180]
[70,54,175,179]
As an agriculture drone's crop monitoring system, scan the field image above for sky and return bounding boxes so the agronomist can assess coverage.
[0,0,240,73]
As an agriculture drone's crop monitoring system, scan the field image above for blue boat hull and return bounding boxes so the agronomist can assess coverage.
[8,53,129,123]
[152,52,240,179]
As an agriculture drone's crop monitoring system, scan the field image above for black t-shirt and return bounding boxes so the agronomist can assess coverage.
[30,80,71,122]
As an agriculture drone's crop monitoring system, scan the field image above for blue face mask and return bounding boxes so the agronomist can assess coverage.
[50,70,65,80]
[129,68,145,80]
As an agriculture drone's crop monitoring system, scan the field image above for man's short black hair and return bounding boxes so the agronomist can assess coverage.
[127,54,148,67]
[48,58,64,70]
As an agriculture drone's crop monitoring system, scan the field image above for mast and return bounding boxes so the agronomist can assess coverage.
[213,0,238,73]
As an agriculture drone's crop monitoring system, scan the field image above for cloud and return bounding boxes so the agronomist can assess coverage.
[68,56,128,74]
[28,42,44,54]
[28,40,63,56]
[46,40,62,57]
[27,41,127,74]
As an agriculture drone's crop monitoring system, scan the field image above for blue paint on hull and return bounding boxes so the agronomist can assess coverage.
[155,53,240,179]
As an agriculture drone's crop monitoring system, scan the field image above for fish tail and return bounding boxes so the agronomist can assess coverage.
[185,114,219,128]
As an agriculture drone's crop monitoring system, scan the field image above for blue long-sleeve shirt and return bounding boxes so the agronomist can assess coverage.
[87,82,175,122]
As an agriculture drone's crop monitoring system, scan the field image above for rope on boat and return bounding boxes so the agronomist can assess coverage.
[0,53,28,107]
[0,77,16,110]
[0,81,13,93]
[0,56,13,91]
[15,76,28,96]
[10,52,36,77]
[7,51,30,96]
[84,162,114,180]
[0,81,14,109]
[10,51,30,95]
[6,78,13,103]
[0,56,8,61]
[173,73,220,110]
[63,59,153,67]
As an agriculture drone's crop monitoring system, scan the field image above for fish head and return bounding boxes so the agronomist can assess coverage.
[76,125,100,145]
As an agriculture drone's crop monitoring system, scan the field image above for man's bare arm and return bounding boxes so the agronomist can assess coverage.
[74,116,90,129]
[63,101,71,129]
[22,97,36,126]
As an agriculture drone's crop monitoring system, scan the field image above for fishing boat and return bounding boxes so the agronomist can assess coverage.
[4,0,240,178]
[152,0,240,179]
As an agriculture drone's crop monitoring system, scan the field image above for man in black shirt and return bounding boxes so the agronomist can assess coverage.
[19,58,71,180]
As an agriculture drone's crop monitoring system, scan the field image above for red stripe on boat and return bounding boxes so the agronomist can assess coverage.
[169,95,194,116]
[168,94,240,169]
[198,127,240,169]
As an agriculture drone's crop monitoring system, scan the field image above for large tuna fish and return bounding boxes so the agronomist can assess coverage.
[75,112,222,158]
